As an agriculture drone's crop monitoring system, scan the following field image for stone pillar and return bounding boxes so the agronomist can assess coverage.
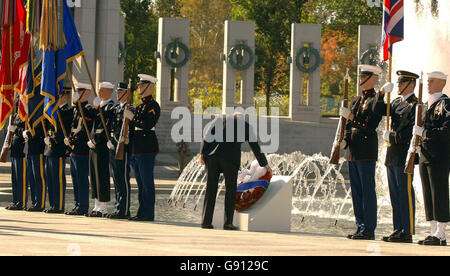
[357,25,382,95]
[289,23,321,123]
[156,18,190,111]
[222,20,255,113]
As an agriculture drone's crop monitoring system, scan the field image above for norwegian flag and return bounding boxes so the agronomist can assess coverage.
[382,0,404,61]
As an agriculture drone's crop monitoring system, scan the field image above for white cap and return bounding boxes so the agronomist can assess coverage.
[76,83,91,90]
[359,65,383,76]
[427,71,447,80]
[99,82,114,89]
[138,74,157,84]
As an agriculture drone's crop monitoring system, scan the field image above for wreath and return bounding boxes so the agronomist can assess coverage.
[164,41,190,68]
[235,170,272,212]
[228,44,254,71]
[295,46,321,73]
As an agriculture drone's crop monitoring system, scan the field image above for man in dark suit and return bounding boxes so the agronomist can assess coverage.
[378,71,419,243]
[199,113,272,230]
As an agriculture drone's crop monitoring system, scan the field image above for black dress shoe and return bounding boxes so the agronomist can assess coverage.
[382,230,400,242]
[86,211,103,217]
[388,232,413,243]
[347,231,360,240]
[107,213,130,220]
[26,206,44,212]
[201,224,214,229]
[418,235,434,245]
[129,216,154,222]
[422,236,447,246]
[65,209,87,216]
[352,232,375,240]
[5,205,23,211]
[45,209,65,214]
[223,224,238,231]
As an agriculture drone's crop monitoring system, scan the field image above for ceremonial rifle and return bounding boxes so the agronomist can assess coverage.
[404,72,423,174]
[115,79,132,160]
[0,116,14,163]
[330,68,350,165]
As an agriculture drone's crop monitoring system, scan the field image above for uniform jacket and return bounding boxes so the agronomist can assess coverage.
[419,94,450,165]
[44,104,73,157]
[10,114,26,158]
[90,99,115,153]
[129,96,160,155]
[345,88,384,162]
[24,121,45,156]
[200,115,268,168]
[69,102,95,157]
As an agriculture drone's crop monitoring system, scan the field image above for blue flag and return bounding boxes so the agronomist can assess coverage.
[40,0,83,129]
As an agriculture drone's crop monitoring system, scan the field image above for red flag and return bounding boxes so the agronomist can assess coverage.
[0,26,14,129]
[12,0,30,122]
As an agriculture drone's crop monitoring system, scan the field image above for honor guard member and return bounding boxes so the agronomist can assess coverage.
[43,88,73,214]
[414,71,450,246]
[5,102,27,211]
[123,74,160,221]
[23,117,47,212]
[378,71,419,243]
[199,113,272,230]
[107,82,132,220]
[86,82,116,217]
[339,65,385,240]
[65,83,94,216]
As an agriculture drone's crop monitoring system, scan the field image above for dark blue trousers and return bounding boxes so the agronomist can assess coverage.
[132,154,156,219]
[46,157,67,211]
[27,154,46,209]
[109,150,131,216]
[69,156,90,213]
[387,166,415,235]
[11,157,27,209]
[348,161,377,236]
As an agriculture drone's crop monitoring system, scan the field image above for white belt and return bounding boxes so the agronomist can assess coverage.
[136,127,155,131]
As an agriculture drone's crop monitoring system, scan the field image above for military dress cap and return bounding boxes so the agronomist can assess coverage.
[99,82,114,89]
[62,85,72,94]
[76,83,91,91]
[427,71,448,80]
[359,65,383,76]
[396,70,419,83]
[117,82,128,91]
[138,74,157,85]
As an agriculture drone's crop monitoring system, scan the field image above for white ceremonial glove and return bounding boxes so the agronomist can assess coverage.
[8,125,16,133]
[123,109,134,120]
[107,141,115,151]
[383,130,391,142]
[339,107,351,119]
[415,146,421,155]
[340,140,347,150]
[93,97,101,109]
[64,138,70,146]
[22,130,31,141]
[413,125,425,137]
[381,82,394,94]
[87,140,96,149]
[72,91,80,103]
[44,137,51,146]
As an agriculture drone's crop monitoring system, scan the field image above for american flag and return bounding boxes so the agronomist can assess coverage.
[382,0,404,61]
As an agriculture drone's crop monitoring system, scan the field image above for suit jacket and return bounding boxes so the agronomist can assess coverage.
[377,93,419,167]
[345,89,384,161]
[420,94,450,165]
[200,115,268,168]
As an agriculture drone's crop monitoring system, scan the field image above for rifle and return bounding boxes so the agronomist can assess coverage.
[0,117,14,163]
[115,79,132,160]
[330,68,350,165]
[404,72,423,174]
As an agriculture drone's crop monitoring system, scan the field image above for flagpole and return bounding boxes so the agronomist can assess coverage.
[81,54,112,143]
[385,53,393,147]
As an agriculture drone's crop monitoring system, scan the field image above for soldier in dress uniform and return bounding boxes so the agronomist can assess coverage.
[413,71,449,246]
[339,65,385,240]
[43,88,73,214]
[86,82,116,217]
[23,115,47,212]
[377,71,419,243]
[65,83,94,216]
[5,101,27,211]
[107,82,132,220]
[123,74,160,222]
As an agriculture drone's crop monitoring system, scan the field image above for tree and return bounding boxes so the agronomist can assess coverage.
[155,0,183,18]
[231,0,308,114]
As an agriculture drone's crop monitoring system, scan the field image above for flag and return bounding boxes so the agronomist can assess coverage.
[40,0,83,129]
[0,0,16,130]
[12,0,30,122]
[25,38,44,135]
[382,0,404,61]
